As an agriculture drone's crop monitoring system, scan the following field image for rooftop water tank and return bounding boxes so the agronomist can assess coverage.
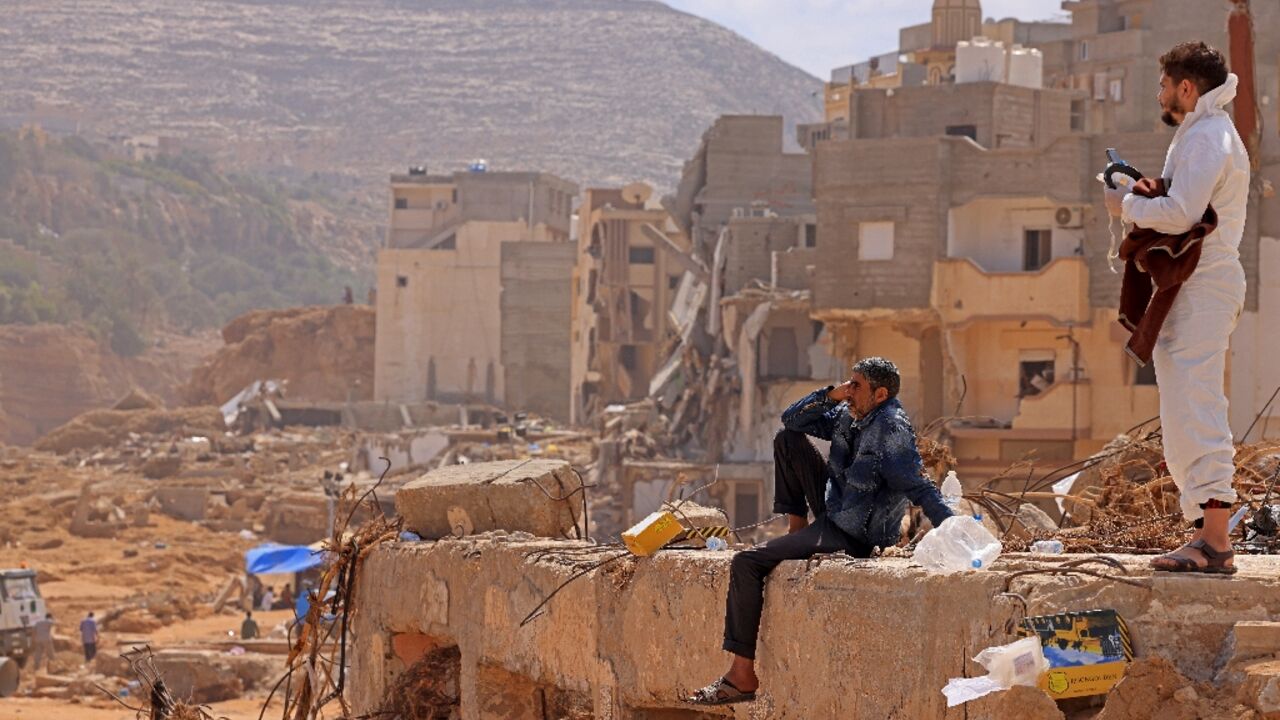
[955,36,1006,84]
[1008,45,1044,89]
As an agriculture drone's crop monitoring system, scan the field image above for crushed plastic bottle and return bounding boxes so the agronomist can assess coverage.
[1030,540,1064,554]
[705,536,728,551]
[914,515,1002,573]
[941,470,963,515]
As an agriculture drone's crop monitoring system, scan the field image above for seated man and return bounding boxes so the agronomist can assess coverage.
[686,357,954,706]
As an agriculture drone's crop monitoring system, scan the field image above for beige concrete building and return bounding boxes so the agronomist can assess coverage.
[374,169,578,420]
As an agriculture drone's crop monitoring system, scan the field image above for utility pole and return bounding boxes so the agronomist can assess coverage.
[1227,0,1262,171]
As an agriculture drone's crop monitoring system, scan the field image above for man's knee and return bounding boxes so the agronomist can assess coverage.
[730,548,768,579]
[774,428,805,455]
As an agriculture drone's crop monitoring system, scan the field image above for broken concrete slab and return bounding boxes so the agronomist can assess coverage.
[154,486,209,521]
[396,459,583,540]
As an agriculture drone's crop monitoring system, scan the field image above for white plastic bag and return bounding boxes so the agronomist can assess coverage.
[914,515,1002,573]
[942,636,1048,707]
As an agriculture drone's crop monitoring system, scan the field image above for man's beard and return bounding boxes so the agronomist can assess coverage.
[1161,110,1180,127]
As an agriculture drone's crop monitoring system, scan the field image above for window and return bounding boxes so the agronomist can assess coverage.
[1093,73,1108,101]
[396,275,408,288]
[620,345,637,371]
[668,275,681,290]
[1134,362,1157,386]
[435,200,448,211]
[858,221,895,261]
[1019,359,1055,397]
[1070,100,1087,132]
[1109,78,1124,103]
[1080,41,1090,61]
[945,124,977,141]
[394,197,408,210]
[1023,229,1052,271]
[804,223,818,248]
[451,188,458,204]
[628,246,655,264]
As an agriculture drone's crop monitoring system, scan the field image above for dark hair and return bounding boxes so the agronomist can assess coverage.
[246,610,253,618]
[852,357,901,398]
[1159,42,1228,95]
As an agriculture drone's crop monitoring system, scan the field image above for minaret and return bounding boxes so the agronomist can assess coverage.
[932,0,983,48]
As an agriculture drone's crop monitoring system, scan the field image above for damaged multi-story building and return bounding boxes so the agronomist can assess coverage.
[374,168,579,422]
[798,0,1280,484]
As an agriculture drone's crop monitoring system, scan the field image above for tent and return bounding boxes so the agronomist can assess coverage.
[245,543,326,575]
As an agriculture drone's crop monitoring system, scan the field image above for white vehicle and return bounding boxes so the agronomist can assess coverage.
[0,570,46,671]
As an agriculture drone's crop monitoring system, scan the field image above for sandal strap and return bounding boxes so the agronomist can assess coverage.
[1187,538,1233,561]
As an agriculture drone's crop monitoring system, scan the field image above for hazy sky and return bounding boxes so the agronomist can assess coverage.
[662,0,1070,79]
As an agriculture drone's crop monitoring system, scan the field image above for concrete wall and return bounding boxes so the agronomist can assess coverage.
[948,197,1084,272]
[351,538,1280,719]
[500,242,576,423]
[375,222,562,406]
[722,217,804,296]
[846,83,1074,150]
[668,115,813,244]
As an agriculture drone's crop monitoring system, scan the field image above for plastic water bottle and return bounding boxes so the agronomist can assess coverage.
[941,470,963,515]
[1031,540,1064,554]
[705,536,728,551]
[914,516,1003,573]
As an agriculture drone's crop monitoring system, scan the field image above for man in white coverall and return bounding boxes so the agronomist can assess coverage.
[1104,42,1250,574]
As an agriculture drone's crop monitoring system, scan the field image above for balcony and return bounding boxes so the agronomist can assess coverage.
[931,256,1090,326]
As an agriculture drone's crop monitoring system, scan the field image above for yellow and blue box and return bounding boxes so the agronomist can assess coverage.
[1020,608,1133,699]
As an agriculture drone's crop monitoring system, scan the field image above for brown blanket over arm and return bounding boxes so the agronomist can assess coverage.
[1117,178,1218,366]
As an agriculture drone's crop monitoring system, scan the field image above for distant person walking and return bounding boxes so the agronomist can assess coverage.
[259,586,275,612]
[240,611,259,640]
[79,612,99,663]
[30,613,55,672]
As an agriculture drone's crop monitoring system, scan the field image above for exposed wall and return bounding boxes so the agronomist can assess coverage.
[500,242,576,423]
[375,222,561,405]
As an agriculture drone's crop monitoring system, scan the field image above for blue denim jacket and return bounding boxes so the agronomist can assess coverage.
[781,388,953,548]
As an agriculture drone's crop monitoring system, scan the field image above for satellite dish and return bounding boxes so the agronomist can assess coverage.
[621,182,652,206]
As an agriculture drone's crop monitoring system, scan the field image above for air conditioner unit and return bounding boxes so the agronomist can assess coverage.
[1055,206,1084,228]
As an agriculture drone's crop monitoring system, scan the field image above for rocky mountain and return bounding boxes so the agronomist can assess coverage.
[0,0,821,192]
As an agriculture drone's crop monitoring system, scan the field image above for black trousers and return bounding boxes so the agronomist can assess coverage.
[721,430,871,660]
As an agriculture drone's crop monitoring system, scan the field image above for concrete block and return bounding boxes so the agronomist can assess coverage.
[396,459,582,539]
[154,486,209,521]
[1237,622,1280,657]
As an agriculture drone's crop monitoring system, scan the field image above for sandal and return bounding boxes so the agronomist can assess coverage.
[684,676,757,705]
[1151,538,1237,575]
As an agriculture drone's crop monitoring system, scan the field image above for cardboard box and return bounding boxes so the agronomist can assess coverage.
[1020,609,1132,699]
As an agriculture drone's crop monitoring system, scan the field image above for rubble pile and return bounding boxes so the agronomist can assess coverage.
[991,431,1280,554]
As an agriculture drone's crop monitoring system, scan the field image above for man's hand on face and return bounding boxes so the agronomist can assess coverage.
[827,381,855,404]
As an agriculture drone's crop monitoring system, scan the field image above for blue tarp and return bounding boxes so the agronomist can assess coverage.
[245,544,325,575]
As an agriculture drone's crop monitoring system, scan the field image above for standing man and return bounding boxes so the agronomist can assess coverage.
[1104,42,1250,574]
[260,586,276,612]
[79,611,99,663]
[686,358,954,705]
[30,613,55,673]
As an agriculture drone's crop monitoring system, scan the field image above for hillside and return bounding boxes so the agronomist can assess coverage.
[0,127,372,340]
[0,0,821,191]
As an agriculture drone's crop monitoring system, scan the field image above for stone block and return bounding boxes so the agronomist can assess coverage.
[1237,622,1280,657]
[154,486,209,521]
[396,459,582,540]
